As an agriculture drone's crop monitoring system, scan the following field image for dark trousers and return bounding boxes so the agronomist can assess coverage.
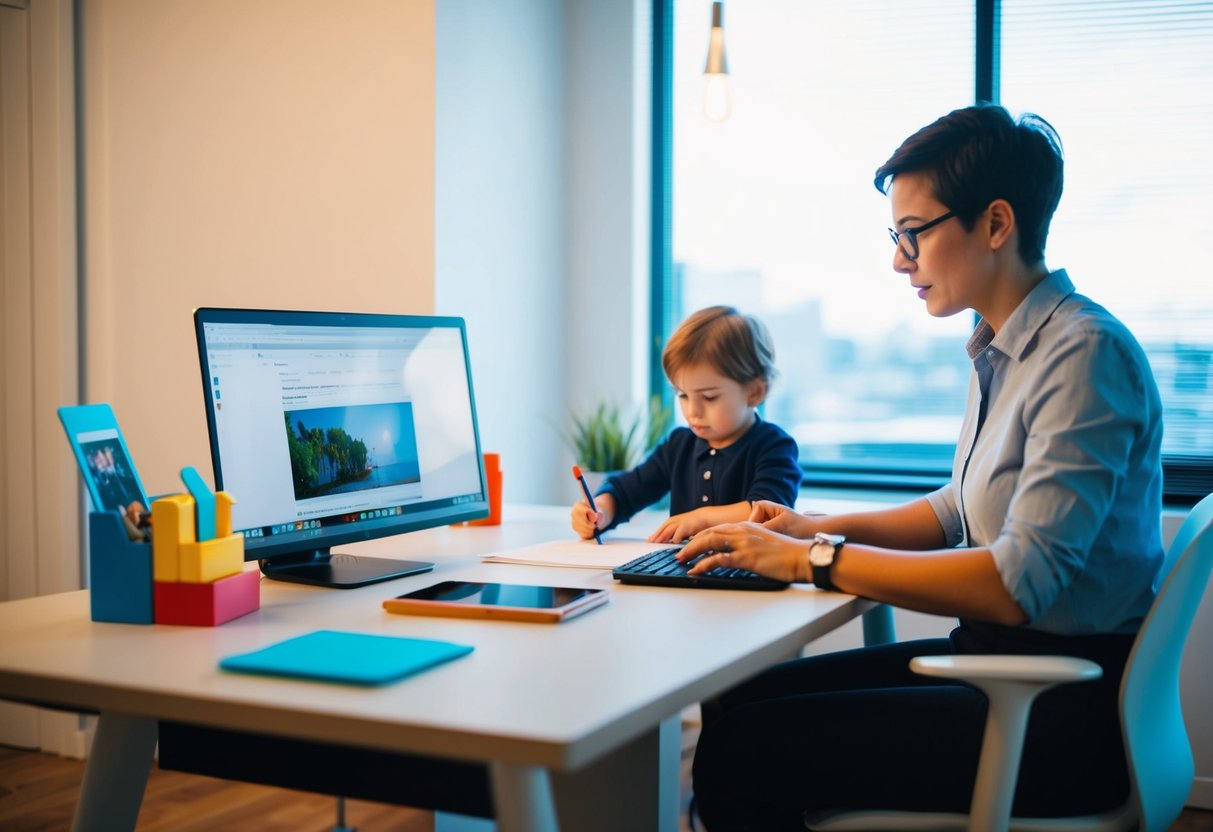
[692,623,1133,832]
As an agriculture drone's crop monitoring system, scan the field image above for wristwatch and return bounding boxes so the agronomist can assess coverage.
[808,533,846,590]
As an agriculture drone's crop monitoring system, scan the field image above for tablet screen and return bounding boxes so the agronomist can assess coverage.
[397,581,596,609]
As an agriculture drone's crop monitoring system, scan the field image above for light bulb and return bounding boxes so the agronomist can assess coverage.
[702,2,731,122]
[703,73,732,122]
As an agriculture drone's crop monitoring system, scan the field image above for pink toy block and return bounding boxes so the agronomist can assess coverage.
[154,568,260,626]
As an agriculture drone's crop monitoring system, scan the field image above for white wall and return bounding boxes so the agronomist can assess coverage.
[563,0,652,418]
[78,0,436,497]
[76,0,654,510]
[434,0,566,507]
[436,0,651,506]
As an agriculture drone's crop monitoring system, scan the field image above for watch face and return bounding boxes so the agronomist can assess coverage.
[809,543,834,567]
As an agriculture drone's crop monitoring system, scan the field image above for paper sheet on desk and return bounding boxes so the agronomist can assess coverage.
[481,538,666,569]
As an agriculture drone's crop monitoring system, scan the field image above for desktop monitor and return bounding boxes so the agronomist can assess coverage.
[193,307,489,588]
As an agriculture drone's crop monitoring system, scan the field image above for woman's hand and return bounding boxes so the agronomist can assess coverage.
[748,500,819,539]
[675,522,811,583]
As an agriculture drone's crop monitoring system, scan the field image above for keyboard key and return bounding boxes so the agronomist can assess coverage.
[612,547,788,591]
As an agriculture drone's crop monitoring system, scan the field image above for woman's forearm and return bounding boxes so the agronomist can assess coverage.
[833,544,1027,625]
[813,497,947,551]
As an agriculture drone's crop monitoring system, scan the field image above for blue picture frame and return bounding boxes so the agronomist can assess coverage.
[58,403,150,512]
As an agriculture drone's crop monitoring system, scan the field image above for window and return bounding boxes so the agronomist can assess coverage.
[656,0,1213,500]
[1000,0,1213,498]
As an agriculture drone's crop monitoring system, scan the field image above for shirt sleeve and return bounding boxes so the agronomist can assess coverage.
[598,437,675,529]
[926,483,964,547]
[989,326,1150,623]
[745,428,802,507]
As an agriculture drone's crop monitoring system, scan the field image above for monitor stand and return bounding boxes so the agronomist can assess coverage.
[259,548,434,589]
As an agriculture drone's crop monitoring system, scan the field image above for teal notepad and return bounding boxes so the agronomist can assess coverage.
[219,630,474,686]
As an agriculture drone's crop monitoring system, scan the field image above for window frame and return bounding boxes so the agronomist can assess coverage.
[649,0,1211,503]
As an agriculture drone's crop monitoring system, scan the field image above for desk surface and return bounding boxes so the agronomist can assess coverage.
[0,505,871,774]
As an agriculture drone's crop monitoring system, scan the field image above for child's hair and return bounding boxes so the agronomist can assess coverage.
[661,306,777,387]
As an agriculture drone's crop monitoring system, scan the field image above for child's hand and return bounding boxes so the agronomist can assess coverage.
[571,501,601,539]
[570,492,615,540]
[649,503,755,543]
[647,509,718,544]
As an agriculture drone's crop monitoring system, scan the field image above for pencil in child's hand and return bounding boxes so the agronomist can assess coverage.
[572,465,604,544]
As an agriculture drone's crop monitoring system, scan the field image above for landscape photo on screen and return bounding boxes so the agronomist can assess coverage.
[284,402,420,500]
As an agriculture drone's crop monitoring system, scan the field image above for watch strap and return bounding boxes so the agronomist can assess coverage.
[811,553,835,591]
[809,533,843,590]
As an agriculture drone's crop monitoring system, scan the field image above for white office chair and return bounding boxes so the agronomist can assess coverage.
[805,491,1213,832]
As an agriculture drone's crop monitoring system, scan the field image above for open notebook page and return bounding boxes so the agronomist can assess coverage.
[481,538,670,570]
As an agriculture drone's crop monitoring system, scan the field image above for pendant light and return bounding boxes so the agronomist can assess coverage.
[703,1,732,122]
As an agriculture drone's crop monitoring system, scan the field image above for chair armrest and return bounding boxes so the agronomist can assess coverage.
[908,654,1102,832]
[910,654,1102,685]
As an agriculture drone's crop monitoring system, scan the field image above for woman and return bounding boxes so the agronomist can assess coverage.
[677,104,1164,830]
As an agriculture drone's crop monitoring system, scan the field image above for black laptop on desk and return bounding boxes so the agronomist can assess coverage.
[612,546,789,591]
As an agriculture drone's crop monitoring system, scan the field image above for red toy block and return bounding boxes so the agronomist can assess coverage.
[154,568,261,626]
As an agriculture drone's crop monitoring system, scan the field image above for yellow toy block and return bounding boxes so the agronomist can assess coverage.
[215,491,236,538]
[178,533,244,584]
[152,494,196,582]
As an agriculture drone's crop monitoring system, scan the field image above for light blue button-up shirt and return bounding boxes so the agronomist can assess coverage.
[926,270,1164,635]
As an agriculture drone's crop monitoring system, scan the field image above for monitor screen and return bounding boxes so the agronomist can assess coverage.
[193,308,489,588]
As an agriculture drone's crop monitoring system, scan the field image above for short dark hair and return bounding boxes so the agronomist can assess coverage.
[873,104,1064,265]
[662,305,776,389]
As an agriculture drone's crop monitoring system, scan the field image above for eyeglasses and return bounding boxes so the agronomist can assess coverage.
[888,210,957,261]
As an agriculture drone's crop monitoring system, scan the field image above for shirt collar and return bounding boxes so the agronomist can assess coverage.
[694,413,763,458]
[965,269,1075,362]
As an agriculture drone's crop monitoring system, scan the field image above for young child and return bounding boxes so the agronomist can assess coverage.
[571,305,801,544]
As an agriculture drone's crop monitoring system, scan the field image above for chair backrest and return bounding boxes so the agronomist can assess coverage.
[1120,491,1213,832]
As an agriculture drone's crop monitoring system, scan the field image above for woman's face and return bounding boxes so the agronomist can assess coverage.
[888,171,991,319]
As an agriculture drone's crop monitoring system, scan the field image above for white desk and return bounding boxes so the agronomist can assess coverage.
[0,506,881,831]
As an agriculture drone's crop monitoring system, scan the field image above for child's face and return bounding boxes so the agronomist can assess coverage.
[671,362,764,449]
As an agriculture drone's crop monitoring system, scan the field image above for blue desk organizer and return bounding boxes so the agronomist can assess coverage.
[88,510,154,624]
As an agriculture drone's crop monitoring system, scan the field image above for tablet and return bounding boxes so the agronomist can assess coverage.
[57,404,149,513]
[383,581,609,623]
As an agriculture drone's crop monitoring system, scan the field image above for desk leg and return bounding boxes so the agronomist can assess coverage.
[862,603,896,646]
[549,715,680,832]
[489,761,558,832]
[70,712,157,832]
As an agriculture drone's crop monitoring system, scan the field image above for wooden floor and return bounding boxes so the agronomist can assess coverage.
[2,734,1211,831]
[0,726,700,832]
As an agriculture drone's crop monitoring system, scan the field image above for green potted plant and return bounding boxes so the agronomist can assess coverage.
[567,396,673,491]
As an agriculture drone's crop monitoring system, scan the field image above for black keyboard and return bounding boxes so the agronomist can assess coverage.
[612,547,788,591]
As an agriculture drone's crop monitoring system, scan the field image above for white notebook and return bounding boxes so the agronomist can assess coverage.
[481,538,669,570]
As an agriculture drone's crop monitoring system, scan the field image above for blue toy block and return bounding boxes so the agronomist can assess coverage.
[180,466,216,542]
[88,511,154,624]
